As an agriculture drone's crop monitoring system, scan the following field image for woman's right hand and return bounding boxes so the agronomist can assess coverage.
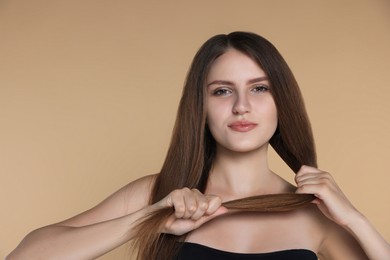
[153,188,228,236]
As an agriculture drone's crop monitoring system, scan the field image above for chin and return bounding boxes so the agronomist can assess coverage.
[220,142,269,154]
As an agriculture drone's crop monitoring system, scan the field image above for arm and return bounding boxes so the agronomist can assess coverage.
[343,209,390,259]
[7,175,156,260]
[7,176,225,260]
[295,165,390,260]
[8,208,151,260]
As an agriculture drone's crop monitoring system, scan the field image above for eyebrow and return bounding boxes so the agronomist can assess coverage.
[207,76,268,87]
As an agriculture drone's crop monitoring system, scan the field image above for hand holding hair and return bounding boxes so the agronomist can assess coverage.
[295,165,390,259]
[132,186,316,258]
[149,186,316,235]
[295,165,359,227]
[153,188,228,236]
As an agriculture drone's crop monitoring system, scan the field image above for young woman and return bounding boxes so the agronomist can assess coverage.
[7,32,390,260]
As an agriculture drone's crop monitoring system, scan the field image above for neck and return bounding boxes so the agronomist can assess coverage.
[207,144,287,199]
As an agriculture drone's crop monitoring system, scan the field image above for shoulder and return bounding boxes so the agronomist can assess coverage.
[102,173,158,216]
[317,219,368,259]
[300,205,368,259]
[121,174,157,214]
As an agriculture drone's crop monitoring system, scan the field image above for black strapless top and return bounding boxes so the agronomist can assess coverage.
[175,243,317,260]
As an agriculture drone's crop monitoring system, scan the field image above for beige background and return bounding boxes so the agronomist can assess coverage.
[1,0,390,259]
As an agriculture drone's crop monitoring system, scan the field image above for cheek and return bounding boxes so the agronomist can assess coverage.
[271,110,278,132]
[260,100,278,129]
[206,107,226,140]
[206,110,220,131]
[206,100,227,126]
[269,106,278,124]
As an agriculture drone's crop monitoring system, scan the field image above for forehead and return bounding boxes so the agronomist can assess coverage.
[207,49,266,82]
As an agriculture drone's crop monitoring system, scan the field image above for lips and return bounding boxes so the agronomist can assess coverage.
[228,120,257,132]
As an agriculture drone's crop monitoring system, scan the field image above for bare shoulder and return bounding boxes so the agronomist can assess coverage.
[121,174,157,214]
[318,221,368,259]
[56,174,157,227]
[301,205,368,259]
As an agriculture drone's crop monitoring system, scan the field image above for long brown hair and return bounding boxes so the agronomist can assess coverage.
[132,32,317,259]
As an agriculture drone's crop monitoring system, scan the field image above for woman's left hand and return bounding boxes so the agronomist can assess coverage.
[295,165,359,227]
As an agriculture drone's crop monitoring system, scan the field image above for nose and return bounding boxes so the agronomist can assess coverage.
[232,93,250,115]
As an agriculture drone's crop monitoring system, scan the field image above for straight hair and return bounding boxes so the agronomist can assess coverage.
[131,31,317,260]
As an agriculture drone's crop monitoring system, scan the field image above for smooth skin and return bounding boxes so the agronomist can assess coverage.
[7,49,390,259]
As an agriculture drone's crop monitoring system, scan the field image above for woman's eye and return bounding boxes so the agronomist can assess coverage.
[213,88,232,96]
[252,85,269,93]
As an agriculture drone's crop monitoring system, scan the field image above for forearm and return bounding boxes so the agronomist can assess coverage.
[7,208,148,260]
[345,211,390,260]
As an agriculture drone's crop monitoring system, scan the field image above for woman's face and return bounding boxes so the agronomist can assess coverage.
[206,49,278,153]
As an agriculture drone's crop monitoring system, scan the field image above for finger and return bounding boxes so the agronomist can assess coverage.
[169,189,188,218]
[182,190,199,219]
[296,183,322,195]
[297,165,321,173]
[181,189,207,219]
[188,191,222,220]
[297,172,334,187]
[295,168,330,187]
[192,206,228,228]
[193,189,209,211]
[205,195,223,215]
[296,174,325,187]
[296,177,336,200]
[190,190,209,220]
[295,165,322,179]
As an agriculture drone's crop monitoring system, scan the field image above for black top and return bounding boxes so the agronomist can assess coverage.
[175,243,317,260]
